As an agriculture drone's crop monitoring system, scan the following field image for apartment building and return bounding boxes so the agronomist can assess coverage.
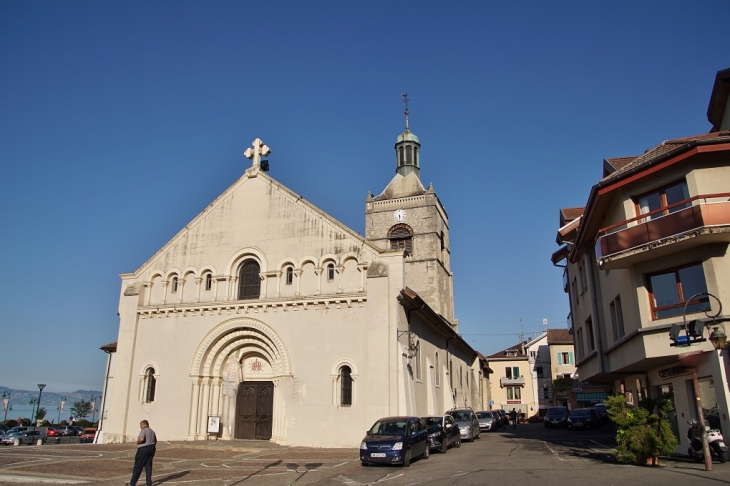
[551,67,730,453]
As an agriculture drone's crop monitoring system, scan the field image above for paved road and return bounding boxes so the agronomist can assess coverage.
[0,423,728,485]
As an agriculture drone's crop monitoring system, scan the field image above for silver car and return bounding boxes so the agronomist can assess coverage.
[446,408,481,441]
[1,430,46,445]
[476,411,499,431]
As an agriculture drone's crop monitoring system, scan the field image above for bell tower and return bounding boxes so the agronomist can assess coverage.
[364,95,456,327]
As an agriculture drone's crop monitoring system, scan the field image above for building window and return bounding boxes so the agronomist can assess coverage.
[635,179,690,223]
[238,260,261,300]
[506,386,521,400]
[205,273,212,291]
[327,263,335,281]
[647,262,708,319]
[435,352,440,386]
[575,327,585,360]
[171,276,178,293]
[610,295,625,341]
[144,368,156,403]
[505,366,520,379]
[559,352,573,365]
[578,264,586,293]
[285,266,294,285]
[536,366,544,378]
[543,386,550,399]
[586,316,595,351]
[389,224,413,254]
[340,366,352,407]
[530,350,537,360]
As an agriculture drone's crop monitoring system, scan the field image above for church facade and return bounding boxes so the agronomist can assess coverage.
[98,114,479,448]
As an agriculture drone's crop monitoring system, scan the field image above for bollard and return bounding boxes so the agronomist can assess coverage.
[13,438,20,446]
[55,437,60,444]
[37,439,43,446]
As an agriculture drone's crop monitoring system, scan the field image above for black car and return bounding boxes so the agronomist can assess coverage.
[422,414,461,453]
[568,408,600,430]
[544,407,569,428]
[593,403,610,425]
[360,416,430,467]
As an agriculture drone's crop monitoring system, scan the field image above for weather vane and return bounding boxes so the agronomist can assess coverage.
[402,93,410,131]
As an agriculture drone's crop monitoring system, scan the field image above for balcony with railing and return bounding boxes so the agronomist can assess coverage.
[499,376,526,387]
[595,193,730,269]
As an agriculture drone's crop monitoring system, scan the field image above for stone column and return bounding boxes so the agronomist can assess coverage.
[211,380,221,418]
[188,380,201,440]
[357,264,368,292]
[336,265,344,294]
[143,282,152,306]
[195,277,202,303]
[275,271,282,298]
[199,381,211,440]
[161,281,169,305]
[314,267,322,295]
[294,269,302,296]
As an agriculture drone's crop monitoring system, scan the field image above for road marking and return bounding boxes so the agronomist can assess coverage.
[542,441,565,461]
[0,475,88,484]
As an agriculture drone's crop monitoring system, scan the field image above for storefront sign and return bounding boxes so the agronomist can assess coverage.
[506,400,521,404]
[572,387,583,392]
[658,366,690,379]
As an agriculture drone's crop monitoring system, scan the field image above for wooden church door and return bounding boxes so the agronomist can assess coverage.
[235,381,274,440]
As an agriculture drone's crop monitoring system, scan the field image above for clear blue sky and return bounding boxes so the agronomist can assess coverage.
[1,1,728,392]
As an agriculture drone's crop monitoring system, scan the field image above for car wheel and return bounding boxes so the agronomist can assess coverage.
[422,445,430,460]
[402,449,411,467]
[475,430,481,440]
[440,437,448,454]
[455,437,461,448]
[361,461,368,467]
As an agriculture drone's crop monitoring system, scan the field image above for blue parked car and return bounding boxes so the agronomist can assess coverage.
[360,416,430,467]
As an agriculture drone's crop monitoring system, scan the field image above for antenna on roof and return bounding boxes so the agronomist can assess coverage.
[543,318,549,332]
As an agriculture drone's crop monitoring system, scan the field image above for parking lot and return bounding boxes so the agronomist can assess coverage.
[0,423,729,485]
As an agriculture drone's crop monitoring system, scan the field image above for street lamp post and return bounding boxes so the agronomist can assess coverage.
[32,384,46,442]
[682,292,726,472]
[29,398,37,426]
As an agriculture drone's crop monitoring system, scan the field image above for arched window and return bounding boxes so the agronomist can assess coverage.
[435,353,440,386]
[327,263,335,281]
[205,273,212,291]
[238,260,261,300]
[398,146,404,166]
[389,225,413,254]
[340,366,353,407]
[171,276,178,293]
[405,145,412,164]
[145,368,156,403]
[286,266,294,285]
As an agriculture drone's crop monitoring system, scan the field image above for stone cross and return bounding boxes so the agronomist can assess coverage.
[244,138,271,168]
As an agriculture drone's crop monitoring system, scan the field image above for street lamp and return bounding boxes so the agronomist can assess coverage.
[29,397,37,426]
[32,384,46,442]
[682,292,725,472]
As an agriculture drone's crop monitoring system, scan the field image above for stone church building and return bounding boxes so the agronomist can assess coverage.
[97,112,479,447]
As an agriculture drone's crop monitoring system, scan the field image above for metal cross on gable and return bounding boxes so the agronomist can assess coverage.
[244,138,271,169]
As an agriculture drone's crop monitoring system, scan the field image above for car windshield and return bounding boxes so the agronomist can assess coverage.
[369,420,407,435]
[547,408,567,417]
[477,412,493,419]
[423,417,443,427]
[571,409,591,417]
[449,411,470,421]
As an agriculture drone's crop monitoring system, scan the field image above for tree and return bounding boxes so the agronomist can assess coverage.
[35,407,47,422]
[605,394,678,465]
[71,400,91,419]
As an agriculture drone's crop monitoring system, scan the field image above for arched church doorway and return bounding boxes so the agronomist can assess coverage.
[235,381,273,440]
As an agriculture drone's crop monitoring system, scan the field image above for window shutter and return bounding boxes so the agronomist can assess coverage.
[569,352,574,364]
[557,352,561,364]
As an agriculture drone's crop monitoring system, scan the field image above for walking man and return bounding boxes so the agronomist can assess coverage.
[126,420,156,486]
[509,408,518,429]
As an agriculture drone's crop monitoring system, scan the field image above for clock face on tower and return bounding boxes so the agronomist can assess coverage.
[393,209,406,222]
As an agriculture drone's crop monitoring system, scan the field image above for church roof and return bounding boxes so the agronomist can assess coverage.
[372,172,427,201]
[396,130,420,144]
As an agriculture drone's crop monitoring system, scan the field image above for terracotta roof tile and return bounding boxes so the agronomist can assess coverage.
[560,207,584,226]
[601,131,730,183]
[547,329,573,344]
[485,342,527,360]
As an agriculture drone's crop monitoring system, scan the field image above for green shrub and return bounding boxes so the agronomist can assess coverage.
[605,395,678,465]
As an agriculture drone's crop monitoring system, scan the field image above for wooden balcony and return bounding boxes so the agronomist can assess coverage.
[596,194,730,269]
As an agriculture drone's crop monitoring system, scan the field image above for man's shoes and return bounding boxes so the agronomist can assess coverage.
[125,482,131,486]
